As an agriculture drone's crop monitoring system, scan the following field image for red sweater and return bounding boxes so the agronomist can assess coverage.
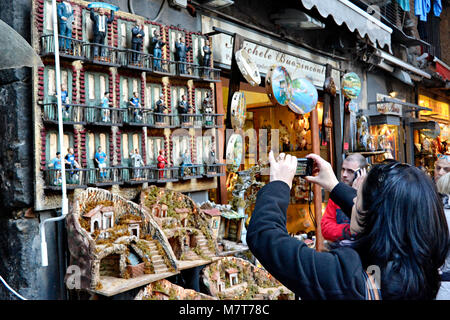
[321,198,352,242]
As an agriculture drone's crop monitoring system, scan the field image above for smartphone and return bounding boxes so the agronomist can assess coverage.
[296,158,314,176]
[352,168,362,183]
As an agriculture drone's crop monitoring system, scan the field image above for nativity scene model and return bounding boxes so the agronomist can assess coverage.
[140,186,219,263]
[201,257,294,300]
[134,279,217,300]
[65,187,178,292]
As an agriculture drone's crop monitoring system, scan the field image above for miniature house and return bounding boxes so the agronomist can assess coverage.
[83,205,115,234]
[152,203,168,218]
[226,268,239,286]
[175,208,190,227]
[217,280,225,292]
[202,208,221,240]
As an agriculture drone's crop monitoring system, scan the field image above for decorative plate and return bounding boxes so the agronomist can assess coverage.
[265,65,292,106]
[287,76,318,114]
[230,91,246,129]
[235,49,261,86]
[342,72,361,100]
[88,2,119,11]
[226,134,243,170]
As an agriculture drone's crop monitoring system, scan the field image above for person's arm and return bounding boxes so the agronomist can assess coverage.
[320,199,351,242]
[90,8,96,22]
[247,181,365,299]
[329,183,356,218]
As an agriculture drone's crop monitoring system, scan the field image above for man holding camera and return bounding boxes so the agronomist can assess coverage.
[320,153,367,243]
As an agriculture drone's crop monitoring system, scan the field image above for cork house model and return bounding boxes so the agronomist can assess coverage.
[202,257,294,300]
[140,185,218,262]
[65,187,178,291]
[134,279,217,300]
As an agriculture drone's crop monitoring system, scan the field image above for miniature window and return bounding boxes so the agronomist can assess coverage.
[145,83,162,110]
[82,9,94,42]
[191,35,207,66]
[147,136,164,165]
[44,67,72,103]
[195,88,213,114]
[85,72,109,105]
[43,0,54,33]
[119,21,128,48]
[196,135,212,164]
[169,29,186,61]
[172,135,191,166]
[171,86,188,115]
[87,132,109,168]
[46,131,73,165]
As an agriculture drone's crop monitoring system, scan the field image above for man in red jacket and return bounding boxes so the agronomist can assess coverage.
[321,153,367,243]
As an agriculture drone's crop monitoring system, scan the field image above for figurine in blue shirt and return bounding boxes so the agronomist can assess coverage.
[57,1,74,52]
[129,92,142,122]
[101,92,111,122]
[49,151,66,185]
[95,146,107,179]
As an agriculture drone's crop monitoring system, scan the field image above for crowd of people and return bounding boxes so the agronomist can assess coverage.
[247,151,450,300]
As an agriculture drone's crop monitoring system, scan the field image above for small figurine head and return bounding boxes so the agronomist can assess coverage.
[97,146,102,152]
[159,150,164,155]
[61,84,67,91]
[133,92,139,98]
[135,148,140,154]
[179,37,184,43]
[98,8,105,15]
[205,39,210,46]
[153,29,160,37]
[159,94,164,99]
[104,91,110,98]
[56,151,61,158]
[68,147,74,154]
[181,94,186,101]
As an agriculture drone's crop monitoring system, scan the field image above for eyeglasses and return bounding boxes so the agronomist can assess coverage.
[437,154,450,161]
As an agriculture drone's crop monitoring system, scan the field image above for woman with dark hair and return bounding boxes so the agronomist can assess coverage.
[247,151,449,299]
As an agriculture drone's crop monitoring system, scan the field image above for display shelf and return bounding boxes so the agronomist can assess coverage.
[90,256,222,297]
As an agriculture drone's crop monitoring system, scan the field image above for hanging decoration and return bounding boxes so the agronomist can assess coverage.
[287,76,318,115]
[235,49,261,86]
[265,65,292,106]
[342,72,362,100]
[230,91,247,129]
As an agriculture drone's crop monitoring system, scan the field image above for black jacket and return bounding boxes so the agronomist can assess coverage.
[247,181,366,299]
[90,10,114,36]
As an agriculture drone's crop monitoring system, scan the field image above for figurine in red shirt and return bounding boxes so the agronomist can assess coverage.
[157,150,168,179]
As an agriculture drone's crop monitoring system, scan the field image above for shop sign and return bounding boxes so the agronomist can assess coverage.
[376,93,402,116]
[201,15,341,89]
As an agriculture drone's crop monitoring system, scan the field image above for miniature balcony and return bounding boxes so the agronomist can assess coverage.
[123,107,154,127]
[40,34,85,60]
[41,102,87,125]
[123,166,157,185]
[175,61,201,79]
[177,113,203,129]
[151,57,176,76]
[204,163,226,178]
[203,113,224,129]
[120,49,153,72]
[86,166,124,187]
[43,168,89,190]
[179,164,204,180]
[155,167,179,183]
[200,67,221,82]
[85,105,124,126]
[153,113,178,128]
[83,43,121,67]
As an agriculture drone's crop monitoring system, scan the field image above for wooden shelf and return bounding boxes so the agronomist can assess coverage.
[345,150,387,157]
[90,256,222,297]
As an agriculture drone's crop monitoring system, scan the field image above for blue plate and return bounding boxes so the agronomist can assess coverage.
[88,2,119,11]
[287,77,318,114]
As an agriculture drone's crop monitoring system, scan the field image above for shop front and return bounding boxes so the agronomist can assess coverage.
[202,15,345,247]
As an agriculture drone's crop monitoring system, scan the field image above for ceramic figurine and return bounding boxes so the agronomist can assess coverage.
[57,1,74,52]
[129,92,142,122]
[174,37,192,74]
[89,7,115,59]
[130,148,144,179]
[155,93,167,123]
[356,114,370,151]
[131,24,145,64]
[202,92,213,126]
[101,91,111,122]
[152,29,166,71]
[178,94,192,123]
[157,150,168,179]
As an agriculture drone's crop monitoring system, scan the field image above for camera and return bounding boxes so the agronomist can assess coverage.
[296,158,313,176]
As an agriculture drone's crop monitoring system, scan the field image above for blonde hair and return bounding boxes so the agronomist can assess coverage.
[437,172,450,195]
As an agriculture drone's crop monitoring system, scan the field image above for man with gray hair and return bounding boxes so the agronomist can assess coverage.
[321,153,367,243]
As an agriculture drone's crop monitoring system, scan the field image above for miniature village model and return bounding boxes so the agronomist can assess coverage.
[202,257,294,300]
[134,279,217,300]
[65,187,178,291]
[140,186,218,263]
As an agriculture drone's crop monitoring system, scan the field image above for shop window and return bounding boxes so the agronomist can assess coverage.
[147,137,165,165]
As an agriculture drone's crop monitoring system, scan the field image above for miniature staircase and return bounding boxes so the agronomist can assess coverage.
[195,234,215,258]
[147,240,170,274]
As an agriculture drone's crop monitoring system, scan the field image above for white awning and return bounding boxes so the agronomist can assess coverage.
[300,0,392,52]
